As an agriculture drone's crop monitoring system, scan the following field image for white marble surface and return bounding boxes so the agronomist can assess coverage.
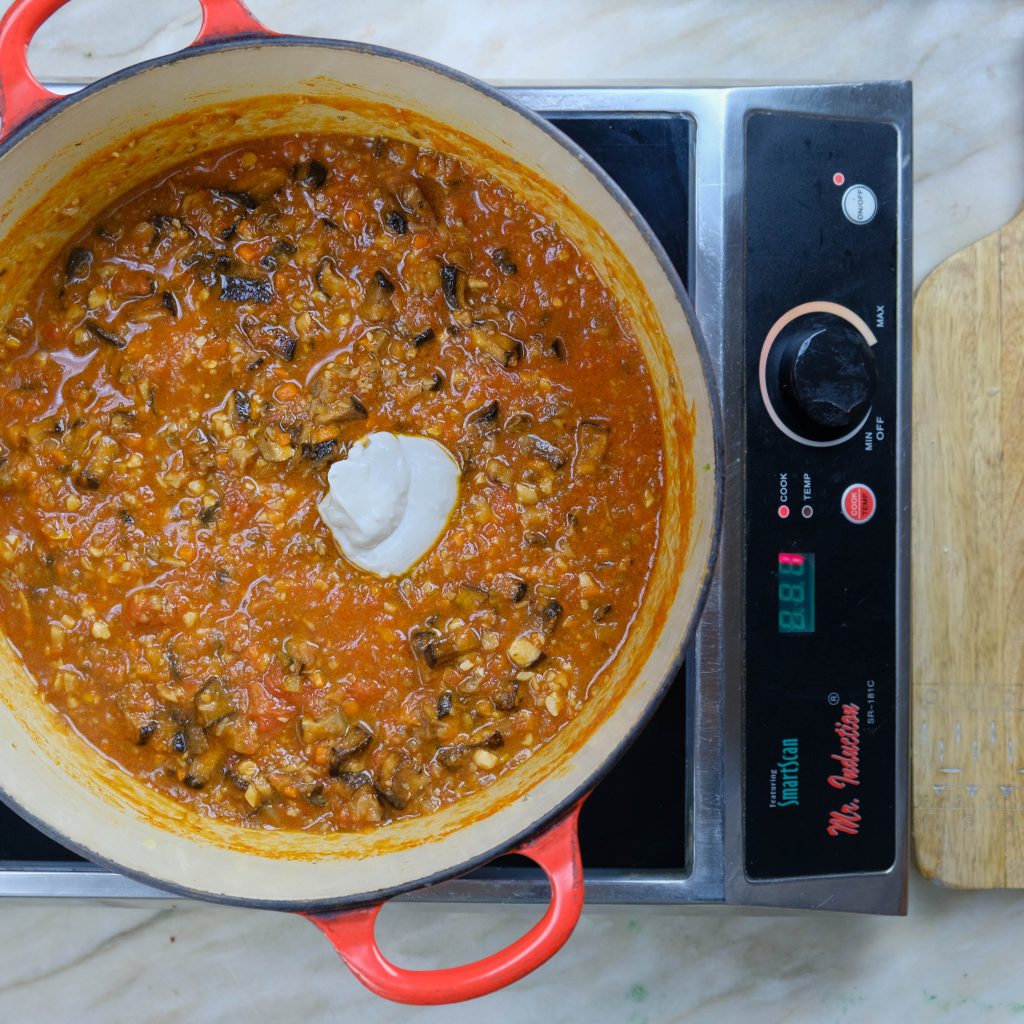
[2,1,1023,1020]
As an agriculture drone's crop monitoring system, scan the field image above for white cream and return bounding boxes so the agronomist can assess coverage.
[318,431,460,578]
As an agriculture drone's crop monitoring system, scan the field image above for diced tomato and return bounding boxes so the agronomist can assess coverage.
[111,268,155,298]
[247,667,296,735]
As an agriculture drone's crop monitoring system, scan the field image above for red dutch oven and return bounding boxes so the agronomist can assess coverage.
[0,0,721,1004]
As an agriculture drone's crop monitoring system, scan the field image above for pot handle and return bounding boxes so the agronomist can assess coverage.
[192,0,275,46]
[0,0,274,142]
[302,801,586,1005]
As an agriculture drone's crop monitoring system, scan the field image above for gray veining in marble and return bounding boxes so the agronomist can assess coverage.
[2,875,1024,1022]
[1,1,1023,1020]
[23,0,1024,284]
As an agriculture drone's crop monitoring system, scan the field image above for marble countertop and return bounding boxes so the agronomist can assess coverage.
[2,1,1023,1021]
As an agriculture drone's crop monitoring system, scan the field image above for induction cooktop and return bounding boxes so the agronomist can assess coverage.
[0,82,910,913]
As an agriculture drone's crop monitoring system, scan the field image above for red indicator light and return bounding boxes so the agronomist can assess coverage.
[778,504,790,519]
[779,552,805,566]
[833,172,845,186]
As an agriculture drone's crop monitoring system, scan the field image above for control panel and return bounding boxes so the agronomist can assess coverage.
[743,113,900,879]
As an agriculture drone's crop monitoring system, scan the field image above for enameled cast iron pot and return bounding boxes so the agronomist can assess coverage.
[0,0,721,1003]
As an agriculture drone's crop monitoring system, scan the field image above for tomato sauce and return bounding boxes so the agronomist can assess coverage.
[0,133,665,831]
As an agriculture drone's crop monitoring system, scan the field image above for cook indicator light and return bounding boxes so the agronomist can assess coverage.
[778,504,790,519]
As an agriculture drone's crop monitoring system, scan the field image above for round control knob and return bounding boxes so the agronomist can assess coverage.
[766,314,877,443]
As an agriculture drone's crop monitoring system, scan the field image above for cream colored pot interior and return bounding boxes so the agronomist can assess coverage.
[0,41,717,906]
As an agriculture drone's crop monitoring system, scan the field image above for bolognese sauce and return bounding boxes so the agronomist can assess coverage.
[0,133,665,831]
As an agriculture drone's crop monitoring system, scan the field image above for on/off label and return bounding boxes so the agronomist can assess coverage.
[841,483,877,524]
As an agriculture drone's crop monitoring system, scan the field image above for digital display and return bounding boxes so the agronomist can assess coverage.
[778,553,815,633]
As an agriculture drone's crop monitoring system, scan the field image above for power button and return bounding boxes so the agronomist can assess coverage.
[841,184,878,225]
[841,483,877,524]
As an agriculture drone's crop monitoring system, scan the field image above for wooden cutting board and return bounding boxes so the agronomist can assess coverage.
[913,206,1024,888]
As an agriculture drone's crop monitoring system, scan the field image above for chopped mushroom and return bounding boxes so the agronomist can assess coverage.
[301,438,338,463]
[137,721,158,746]
[490,248,518,275]
[197,495,221,525]
[283,637,319,673]
[440,264,464,309]
[85,320,127,350]
[232,390,252,422]
[220,274,274,304]
[491,574,528,603]
[362,270,396,318]
[437,731,503,771]
[410,628,459,669]
[77,435,119,489]
[65,247,92,282]
[256,425,296,463]
[532,598,563,637]
[467,400,500,427]
[375,760,427,810]
[547,337,568,361]
[161,291,180,317]
[184,747,223,789]
[300,709,349,744]
[194,675,234,727]
[308,364,368,424]
[262,326,298,362]
[453,584,488,613]
[397,181,436,223]
[337,769,373,791]
[211,188,259,210]
[294,159,328,189]
[315,257,347,299]
[485,458,513,487]
[436,744,469,769]
[574,420,610,475]
[328,723,374,775]
[468,325,521,366]
[494,678,519,711]
[384,210,408,234]
[504,411,533,433]
[523,435,567,469]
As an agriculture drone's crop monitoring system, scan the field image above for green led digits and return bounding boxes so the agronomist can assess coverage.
[778,552,815,634]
